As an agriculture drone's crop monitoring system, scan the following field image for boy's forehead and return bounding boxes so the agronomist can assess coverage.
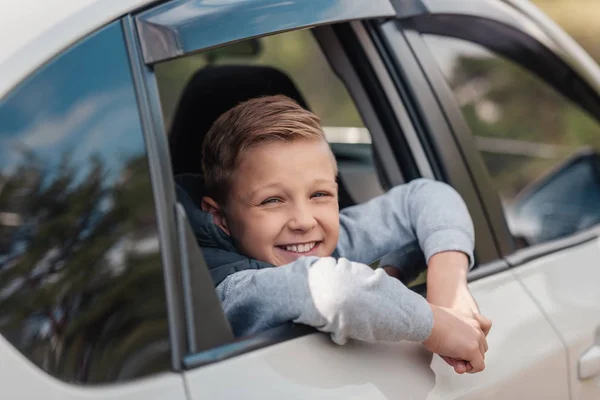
[234,139,337,179]
[241,138,335,164]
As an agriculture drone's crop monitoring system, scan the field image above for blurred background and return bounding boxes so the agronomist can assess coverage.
[534,0,600,63]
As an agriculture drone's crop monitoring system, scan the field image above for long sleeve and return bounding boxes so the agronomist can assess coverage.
[217,256,433,344]
[336,178,475,268]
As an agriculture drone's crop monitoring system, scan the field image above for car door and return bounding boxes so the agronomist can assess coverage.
[0,19,187,400]
[385,0,600,398]
[129,0,572,399]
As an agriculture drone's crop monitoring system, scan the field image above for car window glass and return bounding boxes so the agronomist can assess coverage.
[423,34,600,247]
[155,29,384,206]
[0,22,170,383]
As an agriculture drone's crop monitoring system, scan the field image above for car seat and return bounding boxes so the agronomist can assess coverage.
[168,65,354,209]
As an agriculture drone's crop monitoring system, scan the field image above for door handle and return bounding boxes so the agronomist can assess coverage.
[578,328,600,380]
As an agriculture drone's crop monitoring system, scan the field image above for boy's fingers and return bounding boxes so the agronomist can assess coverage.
[475,313,492,337]
[441,355,456,367]
[468,355,485,373]
[480,335,488,356]
[454,360,468,374]
[442,356,469,374]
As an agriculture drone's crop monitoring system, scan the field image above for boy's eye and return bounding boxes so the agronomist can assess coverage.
[311,192,331,199]
[260,197,282,205]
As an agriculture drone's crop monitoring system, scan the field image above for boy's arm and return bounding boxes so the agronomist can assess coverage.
[218,257,488,372]
[217,256,432,343]
[337,178,474,269]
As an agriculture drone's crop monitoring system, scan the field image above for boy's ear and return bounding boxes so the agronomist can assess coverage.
[201,196,230,236]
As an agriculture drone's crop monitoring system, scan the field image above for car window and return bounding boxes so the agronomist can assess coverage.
[155,29,384,206]
[423,34,600,248]
[0,22,170,383]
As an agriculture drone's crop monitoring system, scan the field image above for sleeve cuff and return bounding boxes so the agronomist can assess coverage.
[422,228,475,269]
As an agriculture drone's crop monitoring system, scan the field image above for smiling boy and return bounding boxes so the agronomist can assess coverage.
[187,95,490,373]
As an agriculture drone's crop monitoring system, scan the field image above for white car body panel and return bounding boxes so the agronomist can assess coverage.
[0,0,155,99]
[513,237,600,399]
[184,270,569,399]
[0,0,596,398]
[0,335,187,400]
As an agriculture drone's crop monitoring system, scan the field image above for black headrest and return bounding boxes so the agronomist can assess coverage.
[168,65,309,175]
[174,174,208,208]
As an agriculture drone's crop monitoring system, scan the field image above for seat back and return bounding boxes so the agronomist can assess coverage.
[169,65,309,176]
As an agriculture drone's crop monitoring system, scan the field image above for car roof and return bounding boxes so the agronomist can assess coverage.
[0,0,155,99]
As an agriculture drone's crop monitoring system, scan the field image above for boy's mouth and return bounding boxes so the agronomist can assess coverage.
[276,241,320,254]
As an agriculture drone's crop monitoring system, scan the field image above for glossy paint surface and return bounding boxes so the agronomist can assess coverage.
[512,237,600,399]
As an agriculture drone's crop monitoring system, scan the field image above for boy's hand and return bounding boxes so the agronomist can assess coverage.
[423,304,489,373]
[426,251,492,374]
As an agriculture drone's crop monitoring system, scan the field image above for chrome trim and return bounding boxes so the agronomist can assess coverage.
[135,0,396,64]
[122,16,187,371]
[351,21,435,179]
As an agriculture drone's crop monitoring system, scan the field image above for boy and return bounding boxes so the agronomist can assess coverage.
[186,95,490,374]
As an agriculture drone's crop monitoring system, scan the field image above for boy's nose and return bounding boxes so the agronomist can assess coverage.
[288,204,317,232]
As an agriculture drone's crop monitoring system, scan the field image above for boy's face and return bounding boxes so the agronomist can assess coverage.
[203,138,339,266]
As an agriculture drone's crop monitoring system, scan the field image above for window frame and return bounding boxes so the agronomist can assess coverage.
[123,16,192,372]
[370,18,502,266]
[130,0,454,369]
[396,0,600,265]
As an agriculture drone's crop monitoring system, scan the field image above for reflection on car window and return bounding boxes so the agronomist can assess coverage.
[424,34,600,247]
[0,22,170,383]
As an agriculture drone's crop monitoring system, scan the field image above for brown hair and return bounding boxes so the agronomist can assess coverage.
[202,95,333,204]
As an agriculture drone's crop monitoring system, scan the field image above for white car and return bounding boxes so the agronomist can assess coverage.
[1,0,600,399]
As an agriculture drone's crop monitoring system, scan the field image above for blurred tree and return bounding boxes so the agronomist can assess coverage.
[0,151,169,383]
[442,43,600,199]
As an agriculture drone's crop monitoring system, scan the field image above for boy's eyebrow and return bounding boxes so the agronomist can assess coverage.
[248,183,284,198]
[313,179,338,188]
[249,179,337,198]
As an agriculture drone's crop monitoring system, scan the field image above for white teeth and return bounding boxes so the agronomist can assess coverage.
[284,242,316,253]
